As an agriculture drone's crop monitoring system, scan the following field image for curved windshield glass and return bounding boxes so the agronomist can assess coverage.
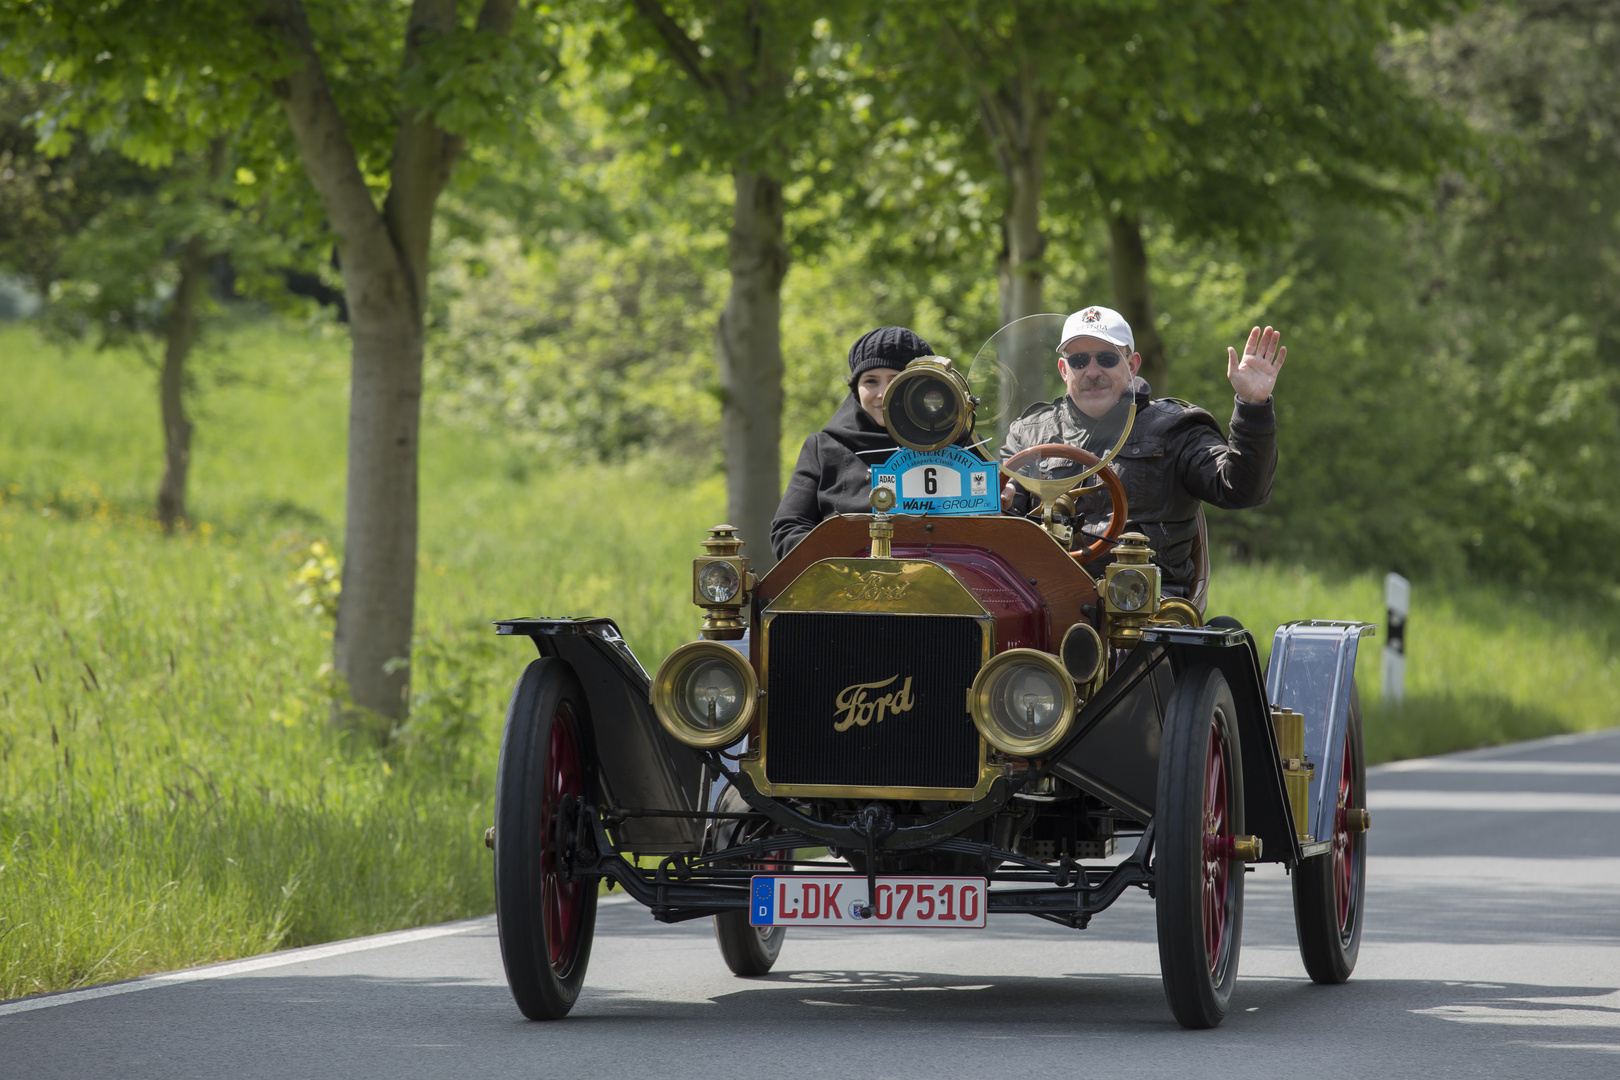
[968,313,1135,472]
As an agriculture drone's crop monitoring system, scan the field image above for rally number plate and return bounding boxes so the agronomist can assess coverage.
[750,875,987,928]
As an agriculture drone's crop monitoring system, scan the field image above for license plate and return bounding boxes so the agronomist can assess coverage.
[749,875,987,927]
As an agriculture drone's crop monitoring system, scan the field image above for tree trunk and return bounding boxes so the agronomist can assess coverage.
[267,0,515,728]
[1108,211,1168,396]
[957,33,1050,443]
[996,153,1048,439]
[156,232,206,533]
[332,306,422,727]
[718,167,787,573]
[156,137,228,534]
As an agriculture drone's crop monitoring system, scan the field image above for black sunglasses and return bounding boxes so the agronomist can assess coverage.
[1060,349,1124,370]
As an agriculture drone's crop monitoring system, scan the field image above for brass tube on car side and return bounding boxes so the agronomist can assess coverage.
[1270,706,1315,842]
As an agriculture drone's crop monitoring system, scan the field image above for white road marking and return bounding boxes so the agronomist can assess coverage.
[0,919,488,1017]
[1378,761,1620,777]
[1413,989,1620,1030]
[1515,1042,1620,1055]
[1367,791,1620,812]
[1368,855,1620,886]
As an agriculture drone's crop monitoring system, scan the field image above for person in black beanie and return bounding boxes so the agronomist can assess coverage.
[769,326,933,559]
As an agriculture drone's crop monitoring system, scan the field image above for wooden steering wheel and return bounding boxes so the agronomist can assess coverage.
[1001,443,1128,564]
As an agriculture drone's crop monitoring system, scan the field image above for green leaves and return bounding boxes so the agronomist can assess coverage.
[397,8,561,140]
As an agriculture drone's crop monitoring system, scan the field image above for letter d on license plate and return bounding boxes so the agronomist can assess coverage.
[750,875,987,928]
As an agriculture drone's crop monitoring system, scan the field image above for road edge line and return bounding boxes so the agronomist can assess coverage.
[0,916,493,1018]
[1368,726,1620,775]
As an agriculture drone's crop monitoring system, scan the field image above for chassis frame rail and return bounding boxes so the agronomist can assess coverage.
[571,804,1157,927]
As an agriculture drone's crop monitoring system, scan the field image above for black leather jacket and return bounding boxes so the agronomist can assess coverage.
[1000,378,1277,588]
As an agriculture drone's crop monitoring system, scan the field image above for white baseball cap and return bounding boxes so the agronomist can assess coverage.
[1058,305,1135,354]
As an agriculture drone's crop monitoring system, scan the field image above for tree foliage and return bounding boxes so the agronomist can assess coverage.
[1,0,560,725]
[6,0,1618,620]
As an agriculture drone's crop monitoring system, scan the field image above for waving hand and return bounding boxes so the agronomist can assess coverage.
[1227,326,1286,404]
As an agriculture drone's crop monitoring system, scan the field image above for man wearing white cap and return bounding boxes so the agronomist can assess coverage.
[1000,305,1285,595]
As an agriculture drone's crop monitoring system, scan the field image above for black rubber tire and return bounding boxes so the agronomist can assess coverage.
[714,905,787,977]
[1292,683,1367,984]
[711,785,787,976]
[494,658,598,1020]
[1155,664,1245,1030]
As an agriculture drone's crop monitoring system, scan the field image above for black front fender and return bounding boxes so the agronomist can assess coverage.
[496,617,706,853]
[1047,626,1302,864]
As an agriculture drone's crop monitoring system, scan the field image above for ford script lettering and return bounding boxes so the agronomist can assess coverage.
[836,571,912,603]
[833,675,915,732]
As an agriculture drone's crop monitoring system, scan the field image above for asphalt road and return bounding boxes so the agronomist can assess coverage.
[6,728,1620,1079]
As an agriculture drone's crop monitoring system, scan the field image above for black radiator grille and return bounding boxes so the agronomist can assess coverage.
[764,613,982,790]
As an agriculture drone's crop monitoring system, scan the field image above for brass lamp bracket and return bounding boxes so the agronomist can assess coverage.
[868,487,896,558]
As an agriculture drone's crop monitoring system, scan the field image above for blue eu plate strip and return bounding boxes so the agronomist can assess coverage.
[752,877,776,925]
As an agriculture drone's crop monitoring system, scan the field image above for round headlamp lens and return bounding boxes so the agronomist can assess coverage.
[652,641,759,748]
[1107,567,1151,612]
[697,561,741,603]
[677,658,744,731]
[888,370,965,450]
[989,664,1067,742]
[970,648,1077,756]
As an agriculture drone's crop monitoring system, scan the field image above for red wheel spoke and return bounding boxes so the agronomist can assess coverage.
[1201,716,1231,976]
[1332,728,1357,934]
[539,705,585,976]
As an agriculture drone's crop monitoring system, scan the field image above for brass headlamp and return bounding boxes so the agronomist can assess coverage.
[652,640,758,748]
[1102,532,1161,649]
[969,648,1077,757]
[883,356,976,452]
[692,524,755,641]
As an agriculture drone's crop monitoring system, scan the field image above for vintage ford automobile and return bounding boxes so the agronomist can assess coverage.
[488,314,1375,1029]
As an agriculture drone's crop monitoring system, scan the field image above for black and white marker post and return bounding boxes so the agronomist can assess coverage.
[1383,572,1409,703]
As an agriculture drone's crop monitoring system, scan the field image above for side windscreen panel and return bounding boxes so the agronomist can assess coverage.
[1265,622,1376,841]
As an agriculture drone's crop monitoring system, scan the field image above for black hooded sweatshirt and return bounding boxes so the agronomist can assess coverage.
[770,395,902,559]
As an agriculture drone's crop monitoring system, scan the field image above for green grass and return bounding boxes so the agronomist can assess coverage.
[0,319,723,999]
[2,314,1617,1000]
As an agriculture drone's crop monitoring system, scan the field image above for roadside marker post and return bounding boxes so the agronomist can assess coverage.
[1383,572,1409,704]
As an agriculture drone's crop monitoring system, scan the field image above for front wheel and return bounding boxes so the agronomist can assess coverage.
[1292,685,1367,983]
[494,659,598,1020]
[714,898,787,977]
[1155,664,1245,1029]
[711,785,788,976]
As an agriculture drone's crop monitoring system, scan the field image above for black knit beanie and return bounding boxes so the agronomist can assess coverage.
[847,326,933,384]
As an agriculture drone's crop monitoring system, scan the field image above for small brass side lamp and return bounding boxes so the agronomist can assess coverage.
[693,524,756,640]
[1102,532,1161,649]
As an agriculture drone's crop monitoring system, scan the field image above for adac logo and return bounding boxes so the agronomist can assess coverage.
[1081,307,1103,324]
[833,675,915,733]
[836,571,912,603]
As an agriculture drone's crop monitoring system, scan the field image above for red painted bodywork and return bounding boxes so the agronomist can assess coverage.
[756,515,1100,665]
[890,543,1049,652]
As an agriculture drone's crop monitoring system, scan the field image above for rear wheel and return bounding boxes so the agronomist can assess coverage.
[494,659,598,1020]
[1156,664,1245,1029]
[1293,686,1367,983]
[711,785,788,976]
